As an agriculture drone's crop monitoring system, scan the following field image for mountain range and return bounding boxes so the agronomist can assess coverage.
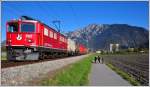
[66,24,149,51]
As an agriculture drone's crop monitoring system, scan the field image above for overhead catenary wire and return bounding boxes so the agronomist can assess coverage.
[39,3,62,32]
[4,3,65,34]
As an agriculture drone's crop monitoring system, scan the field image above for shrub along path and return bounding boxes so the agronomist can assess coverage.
[89,63,131,86]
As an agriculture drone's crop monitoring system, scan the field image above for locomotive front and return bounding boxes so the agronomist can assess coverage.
[6,19,39,60]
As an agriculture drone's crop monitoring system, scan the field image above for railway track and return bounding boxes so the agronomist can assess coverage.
[1,56,77,68]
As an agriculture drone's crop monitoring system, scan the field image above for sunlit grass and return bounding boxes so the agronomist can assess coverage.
[42,54,93,86]
[1,55,7,60]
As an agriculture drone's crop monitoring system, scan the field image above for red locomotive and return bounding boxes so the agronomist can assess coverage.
[6,16,87,60]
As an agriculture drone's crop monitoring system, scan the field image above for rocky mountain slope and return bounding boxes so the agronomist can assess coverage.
[67,24,149,51]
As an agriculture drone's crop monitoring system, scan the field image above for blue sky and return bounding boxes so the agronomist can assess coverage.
[1,1,149,41]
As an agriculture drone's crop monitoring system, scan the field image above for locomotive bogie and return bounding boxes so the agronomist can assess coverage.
[6,46,39,60]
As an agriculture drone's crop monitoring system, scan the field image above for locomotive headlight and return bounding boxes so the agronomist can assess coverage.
[8,40,12,42]
[28,39,32,43]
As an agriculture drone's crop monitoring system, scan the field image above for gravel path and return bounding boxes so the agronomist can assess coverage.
[89,63,131,86]
[1,54,89,86]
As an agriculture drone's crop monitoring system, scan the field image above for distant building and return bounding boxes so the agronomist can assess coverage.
[110,43,120,53]
[110,44,113,52]
[116,44,119,52]
[128,48,134,52]
[96,50,101,54]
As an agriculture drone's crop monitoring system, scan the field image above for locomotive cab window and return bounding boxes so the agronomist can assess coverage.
[8,22,18,32]
[21,23,35,32]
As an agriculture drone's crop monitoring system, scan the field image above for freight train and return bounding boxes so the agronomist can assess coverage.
[6,16,88,60]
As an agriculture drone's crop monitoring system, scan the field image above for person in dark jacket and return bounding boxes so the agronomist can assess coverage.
[94,56,97,63]
[97,56,101,63]
[97,56,104,64]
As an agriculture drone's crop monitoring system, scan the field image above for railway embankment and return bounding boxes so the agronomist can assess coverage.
[41,54,93,86]
[1,54,89,86]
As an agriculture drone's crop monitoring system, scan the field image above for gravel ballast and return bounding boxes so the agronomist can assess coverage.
[1,54,89,86]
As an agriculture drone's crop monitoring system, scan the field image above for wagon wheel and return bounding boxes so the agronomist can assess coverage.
[7,48,14,61]
[39,52,44,60]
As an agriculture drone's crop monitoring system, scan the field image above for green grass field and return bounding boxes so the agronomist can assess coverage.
[1,56,7,60]
[41,54,94,86]
[1,52,7,60]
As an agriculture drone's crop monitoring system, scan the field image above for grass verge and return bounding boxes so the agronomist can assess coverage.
[41,54,93,86]
[1,55,7,60]
[106,63,141,86]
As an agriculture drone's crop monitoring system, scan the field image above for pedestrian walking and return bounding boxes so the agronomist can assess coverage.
[94,56,97,63]
[101,57,104,64]
[97,56,101,63]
